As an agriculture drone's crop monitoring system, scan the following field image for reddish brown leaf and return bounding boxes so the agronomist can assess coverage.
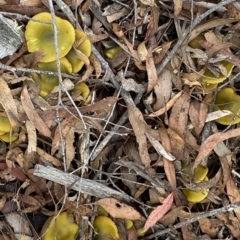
[143,192,174,232]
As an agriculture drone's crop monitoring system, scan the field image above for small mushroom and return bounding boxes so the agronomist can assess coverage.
[65,29,91,73]
[0,132,18,143]
[215,87,240,125]
[94,216,119,240]
[31,57,72,97]
[182,178,209,203]
[71,82,90,100]
[0,116,12,135]
[25,12,75,63]
[182,164,209,203]
[189,34,205,50]
[41,212,79,240]
[201,61,234,85]
[104,46,122,59]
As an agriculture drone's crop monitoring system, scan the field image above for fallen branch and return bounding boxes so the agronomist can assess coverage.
[33,164,131,202]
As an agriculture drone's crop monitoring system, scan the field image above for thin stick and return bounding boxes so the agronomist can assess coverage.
[143,201,240,239]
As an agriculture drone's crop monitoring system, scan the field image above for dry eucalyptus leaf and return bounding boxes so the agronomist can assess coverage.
[173,0,182,18]
[0,77,19,130]
[95,198,144,220]
[128,105,151,168]
[153,69,172,111]
[21,85,51,138]
[137,41,148,61]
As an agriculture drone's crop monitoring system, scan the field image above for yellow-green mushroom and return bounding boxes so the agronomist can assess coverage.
[25,12,75,63]
[31,57,72,97]
[41,212,79,240]
[182,164,209,203]
[94,216,119,240]
[215,87,240,125]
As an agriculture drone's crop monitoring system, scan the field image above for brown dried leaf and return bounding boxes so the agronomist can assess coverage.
[146,132,175,161]
[167,128,185,162]
[226,173,240,221]
[189,100,208,136]
[173,0,182,18]
[51,115,79,155]
[198,218,217,238]
[137,41,148,61]
[153,41,172,65]
[153,69,172,111]
[128,105,151,169]
[146,47,158,93]
[0,77,19,130]
[21,85,51,138]
[169,90,190,137]
[193,127,240,171]
[143,192,174,232]
[95,198,144,220]
[189,19,237,41]
[89,53,102,79]
[148,91,182,117]
[226,4,240,19]
[65,127,75,170]
[36,148,62,167]
[159,128,176,190]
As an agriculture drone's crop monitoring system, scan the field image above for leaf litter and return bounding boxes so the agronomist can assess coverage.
[0,0,240,239]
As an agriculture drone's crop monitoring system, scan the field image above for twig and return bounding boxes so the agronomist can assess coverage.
[156,0,237,75]
[0,63,78,79]
[143,201,240,239]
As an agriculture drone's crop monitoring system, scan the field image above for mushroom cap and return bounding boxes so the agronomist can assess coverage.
[25,12,75,63]
[201,61,234,84]
[72,82,90,99]
[182,164,209,202]
[66,29,91,73]
[215,87,240,125]
[41,212,79,240]
[93,216,119,240]
[31,57,72,97]
[0,116,12,135]
[182,179,209,203]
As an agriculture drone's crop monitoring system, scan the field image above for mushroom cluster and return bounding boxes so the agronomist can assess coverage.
[25,12,91,97]
[189,35,240,126]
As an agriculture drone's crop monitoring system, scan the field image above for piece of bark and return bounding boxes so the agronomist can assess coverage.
[33,164,131,202]
[0,14,24,59]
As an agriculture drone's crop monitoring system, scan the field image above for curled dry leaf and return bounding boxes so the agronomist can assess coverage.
[95,198,145,220]
[148,91,182,117]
